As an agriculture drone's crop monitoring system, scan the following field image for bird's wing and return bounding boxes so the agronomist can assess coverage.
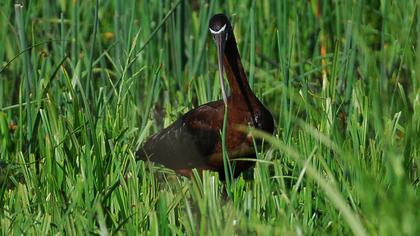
[137,101,224,170]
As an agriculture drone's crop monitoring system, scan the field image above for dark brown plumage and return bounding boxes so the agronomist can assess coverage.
[137,13,274,178]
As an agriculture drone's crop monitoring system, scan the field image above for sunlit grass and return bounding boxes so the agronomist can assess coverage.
[0,0,419,235]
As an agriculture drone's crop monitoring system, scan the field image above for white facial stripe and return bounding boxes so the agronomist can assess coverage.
[209,24,226,34]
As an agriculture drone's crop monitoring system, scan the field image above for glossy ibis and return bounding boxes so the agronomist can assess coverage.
[137,13,274,178]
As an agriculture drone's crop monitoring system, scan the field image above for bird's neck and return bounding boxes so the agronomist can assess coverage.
[223,37,256,102]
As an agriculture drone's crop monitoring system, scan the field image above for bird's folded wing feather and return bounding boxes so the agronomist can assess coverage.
[137,101,224,169]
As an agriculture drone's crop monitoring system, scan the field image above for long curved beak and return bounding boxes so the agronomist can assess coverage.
[213,33,228,105]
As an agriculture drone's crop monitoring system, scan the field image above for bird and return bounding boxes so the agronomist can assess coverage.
[137,13,274,178]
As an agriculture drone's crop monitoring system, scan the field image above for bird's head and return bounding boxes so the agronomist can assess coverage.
[209,13,233,104]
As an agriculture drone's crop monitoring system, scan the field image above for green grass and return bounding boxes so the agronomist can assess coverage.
[0,0,419,235]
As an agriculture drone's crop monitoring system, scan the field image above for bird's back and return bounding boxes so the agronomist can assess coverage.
[137,101,223,171]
